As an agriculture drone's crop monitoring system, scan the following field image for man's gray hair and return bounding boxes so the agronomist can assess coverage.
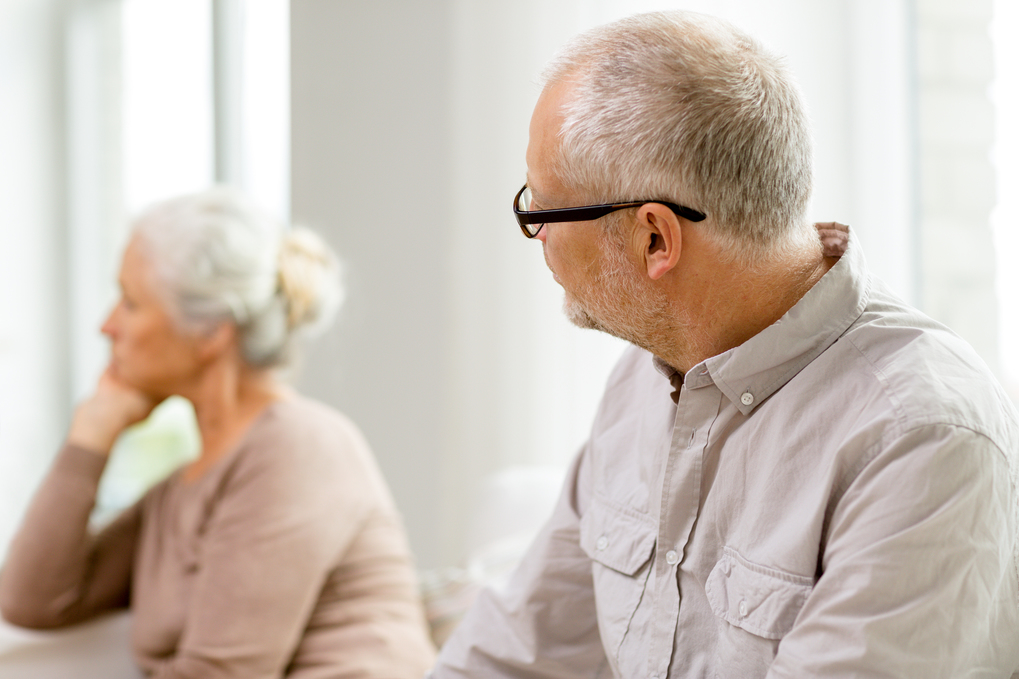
[132,187,343,368]
[543,11,816,264]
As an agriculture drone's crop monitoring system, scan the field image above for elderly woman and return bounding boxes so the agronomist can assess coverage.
[0,188,436,678]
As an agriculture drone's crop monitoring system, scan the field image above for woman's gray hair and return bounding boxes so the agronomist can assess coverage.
[132,187,344,368]
[543,11,816,265]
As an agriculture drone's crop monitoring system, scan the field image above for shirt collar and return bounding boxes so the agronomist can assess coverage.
[656,223,870,414]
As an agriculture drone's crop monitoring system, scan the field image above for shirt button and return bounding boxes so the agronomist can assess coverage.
[596,536,608,551]
[740,391,754,406]
[665,550,679,565]
[738,600,748,617]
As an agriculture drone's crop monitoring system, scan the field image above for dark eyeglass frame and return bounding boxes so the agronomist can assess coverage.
[513,184,707,238]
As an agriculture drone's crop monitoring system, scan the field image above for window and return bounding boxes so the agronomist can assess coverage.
[991,0,1019,400]
[66,0,290,523]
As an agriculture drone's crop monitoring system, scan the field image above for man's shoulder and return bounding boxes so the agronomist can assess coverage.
[816,286,1018,450]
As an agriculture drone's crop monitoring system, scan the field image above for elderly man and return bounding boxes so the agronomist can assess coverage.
[431,10,1019,679]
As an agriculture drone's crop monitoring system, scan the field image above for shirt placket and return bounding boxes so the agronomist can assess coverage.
[647,382,719,679]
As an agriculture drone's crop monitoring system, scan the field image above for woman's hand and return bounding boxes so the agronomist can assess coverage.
[66,368,161,454]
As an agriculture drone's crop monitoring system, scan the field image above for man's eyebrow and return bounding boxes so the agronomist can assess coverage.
[524,177,549,208]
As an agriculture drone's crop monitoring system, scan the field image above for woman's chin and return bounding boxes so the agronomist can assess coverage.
[108,365,153,396]
[106,362,133,387]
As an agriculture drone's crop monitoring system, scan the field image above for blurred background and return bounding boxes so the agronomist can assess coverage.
[0,0,1015,571]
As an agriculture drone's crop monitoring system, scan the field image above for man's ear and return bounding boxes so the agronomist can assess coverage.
[635,203,683,280]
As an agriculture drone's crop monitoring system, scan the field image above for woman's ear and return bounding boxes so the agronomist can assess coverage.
[636,203,683,280]
[197,321,238,362]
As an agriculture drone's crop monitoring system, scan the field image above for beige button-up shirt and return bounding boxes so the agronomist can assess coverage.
[432,224,1019,678]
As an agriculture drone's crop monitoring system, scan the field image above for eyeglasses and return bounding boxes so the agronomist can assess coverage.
[513,184,707,238]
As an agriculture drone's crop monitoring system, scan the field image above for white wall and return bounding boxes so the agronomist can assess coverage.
[290,0,457,569]
[291,0,916,568]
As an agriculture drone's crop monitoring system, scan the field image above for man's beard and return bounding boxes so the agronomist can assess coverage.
[562,234,667,353]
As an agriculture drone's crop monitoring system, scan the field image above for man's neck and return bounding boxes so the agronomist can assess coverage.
[655,244,834,374]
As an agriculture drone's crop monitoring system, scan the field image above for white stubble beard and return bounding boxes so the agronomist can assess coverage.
[560,233,669,355]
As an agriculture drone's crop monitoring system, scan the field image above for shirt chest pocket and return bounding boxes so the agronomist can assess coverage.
[705,546,814,640]
[579,498,656,660]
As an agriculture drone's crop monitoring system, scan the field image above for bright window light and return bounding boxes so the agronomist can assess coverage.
[991,0,1018,397]
[241,0,290,220]
[122,0,214,214]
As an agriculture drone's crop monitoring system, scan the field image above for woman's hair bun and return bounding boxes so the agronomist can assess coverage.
[277,226,344,333]
[131,186,344,369]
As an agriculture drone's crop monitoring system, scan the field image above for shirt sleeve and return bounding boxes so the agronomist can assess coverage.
[766,424,1019,678]
[0,444,138,628]
[144,432,376,679]
[429,446,612,679]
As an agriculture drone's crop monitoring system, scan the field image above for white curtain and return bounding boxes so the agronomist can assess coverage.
[0,0,71,561]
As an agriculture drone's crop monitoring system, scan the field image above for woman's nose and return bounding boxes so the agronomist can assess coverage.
[100,305,119,337]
